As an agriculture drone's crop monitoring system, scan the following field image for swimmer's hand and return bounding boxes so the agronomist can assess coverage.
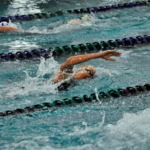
[101,50,122,61]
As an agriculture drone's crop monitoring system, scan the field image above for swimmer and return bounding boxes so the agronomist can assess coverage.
[18,50,121,93]
[18,50,121,92]
[0,15,90,32]
[52,50,122,91]
[0,21,22,33]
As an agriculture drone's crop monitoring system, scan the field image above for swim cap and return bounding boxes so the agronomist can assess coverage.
[77,65,96,76]
[0,22,9,26]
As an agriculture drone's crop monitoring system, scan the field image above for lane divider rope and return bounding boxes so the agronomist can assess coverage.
[0,1,149,22]
[0,34,150,61]
[0,83,150,117]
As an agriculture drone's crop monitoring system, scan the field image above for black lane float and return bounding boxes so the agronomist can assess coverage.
[0,83,150,117]
[0,34,150,61]
[0,1,149,23]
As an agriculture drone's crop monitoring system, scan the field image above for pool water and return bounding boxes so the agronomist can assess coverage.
[0,0,150,149]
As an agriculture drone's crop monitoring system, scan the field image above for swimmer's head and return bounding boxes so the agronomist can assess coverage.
[77,65,96,76]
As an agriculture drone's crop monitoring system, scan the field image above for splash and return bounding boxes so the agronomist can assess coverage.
[36,57,59,77]
[25,14,98,35]
[0,57,59,99]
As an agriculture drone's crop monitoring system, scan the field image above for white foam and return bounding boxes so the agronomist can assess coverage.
[0,58,59,99]
[97,108,150,149]
[36,57,59,77]
[4,136,56,150]
[26,26,49,34]
[8,20,19,28]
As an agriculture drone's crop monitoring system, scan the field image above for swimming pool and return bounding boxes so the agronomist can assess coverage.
[1,0,150,149]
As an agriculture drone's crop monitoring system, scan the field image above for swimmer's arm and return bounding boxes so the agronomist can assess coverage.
[60,50,122,71]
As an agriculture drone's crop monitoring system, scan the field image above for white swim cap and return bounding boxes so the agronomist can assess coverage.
[0,22,9,26]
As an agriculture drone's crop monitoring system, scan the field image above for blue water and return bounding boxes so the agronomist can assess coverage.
[1,0,150,149]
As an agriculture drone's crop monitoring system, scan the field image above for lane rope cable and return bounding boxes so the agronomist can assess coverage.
[0,83,150,117]
[0,34,150,61]
[0,1,149,22]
